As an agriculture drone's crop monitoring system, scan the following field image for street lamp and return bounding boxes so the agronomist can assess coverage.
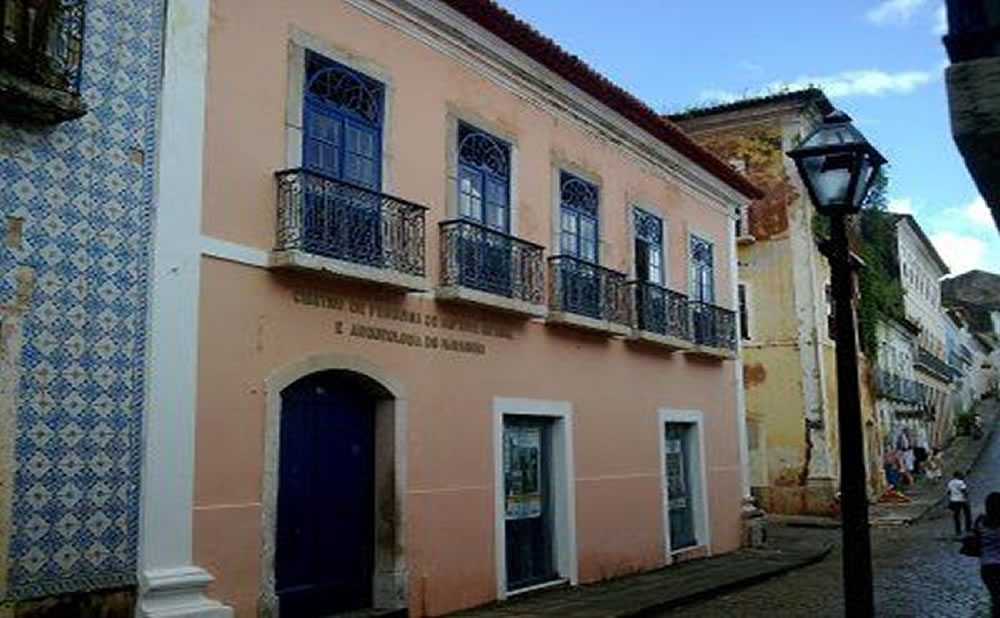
[788,110,886,618]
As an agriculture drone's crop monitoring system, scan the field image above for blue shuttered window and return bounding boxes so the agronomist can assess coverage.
[454,123,513,294]
[689,235,714,303]
[302,52,383,189]
[457,123,511,232]
[633,207,663,284]
[559,172,599,263]
[556,172,602,319]
[300,52,385,266]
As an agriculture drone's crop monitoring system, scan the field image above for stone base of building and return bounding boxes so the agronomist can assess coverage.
[136,567,233,618]
[0,587,134,618]
[753,484,839,517]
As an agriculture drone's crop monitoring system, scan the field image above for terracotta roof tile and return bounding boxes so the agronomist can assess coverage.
[439,0,764,200]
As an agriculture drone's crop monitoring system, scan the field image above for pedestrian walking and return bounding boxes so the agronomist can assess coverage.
[948,471,973,536]
[924,447,943,480]
[975,492,1000,617]
[914,425,929,475]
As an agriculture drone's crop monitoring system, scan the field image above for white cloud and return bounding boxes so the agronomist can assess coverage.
[698,89,740,104]
[930,231,987,274]
[964,196,993,227]
[698,67,934,103]
[933,4,948,35]
[782,69,933,98]
[866,0,927,25]
[888,197,914,214]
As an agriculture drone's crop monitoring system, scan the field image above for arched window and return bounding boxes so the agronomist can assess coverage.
[302,52,383,189]
[456,123,510,231]
[559,172,599,262]
[633,207,663,284]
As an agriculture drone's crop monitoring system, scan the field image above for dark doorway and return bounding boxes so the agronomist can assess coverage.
[664,422,697,550]
[503,416,557,590]
[276,371,377,616]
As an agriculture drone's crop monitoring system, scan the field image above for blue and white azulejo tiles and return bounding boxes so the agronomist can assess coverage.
[0,0,164,600]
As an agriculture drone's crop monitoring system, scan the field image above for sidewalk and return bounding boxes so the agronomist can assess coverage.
[768,399,1000,529]
[868,398,999,527]
[446,401,996,617]
[449,527,831,617]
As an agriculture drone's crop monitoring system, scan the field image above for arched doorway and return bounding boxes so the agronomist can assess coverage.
[261,359,407,618]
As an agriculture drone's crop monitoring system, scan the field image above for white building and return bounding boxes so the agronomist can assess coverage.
[892,215,952,446]
[874,318,924,453]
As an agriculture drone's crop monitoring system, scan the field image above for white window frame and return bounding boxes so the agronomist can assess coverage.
[658,408,712,560]
[492,397,577,599]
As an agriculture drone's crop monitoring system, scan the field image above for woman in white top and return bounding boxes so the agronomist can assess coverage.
[976,492,1000,616]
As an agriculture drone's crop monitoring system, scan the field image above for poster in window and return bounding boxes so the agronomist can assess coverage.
[504,425,542,520]
[665,438,688,511]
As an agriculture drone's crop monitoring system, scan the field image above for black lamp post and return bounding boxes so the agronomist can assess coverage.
[788,110,886,618]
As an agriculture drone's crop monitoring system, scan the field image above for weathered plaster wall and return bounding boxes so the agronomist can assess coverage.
[679,110,885,514]
[0,0,163,604]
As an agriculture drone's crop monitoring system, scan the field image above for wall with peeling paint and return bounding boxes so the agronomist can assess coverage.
[676,97,884,514]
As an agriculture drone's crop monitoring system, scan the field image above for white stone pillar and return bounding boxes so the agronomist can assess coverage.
[136,1,232,616]
[729,213,751,499]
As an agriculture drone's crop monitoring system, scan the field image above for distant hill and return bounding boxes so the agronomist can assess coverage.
[943,270,1000,334]
[943,270,1000,308]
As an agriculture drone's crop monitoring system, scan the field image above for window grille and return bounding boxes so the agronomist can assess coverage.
[1,0,85,93]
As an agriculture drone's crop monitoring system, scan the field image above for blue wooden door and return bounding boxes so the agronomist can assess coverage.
[276,373,375,616]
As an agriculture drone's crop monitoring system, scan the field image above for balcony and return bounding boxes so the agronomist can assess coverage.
[686,301,738,360]
[874,370,923,405]
[626,281,692,351]
[270,169,429,291]
[0,0,87,122]
[914,346,954,383]
[547,256,630,335]
[437,219,546,317]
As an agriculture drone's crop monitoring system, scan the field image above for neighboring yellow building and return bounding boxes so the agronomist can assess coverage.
[672,90,884,515]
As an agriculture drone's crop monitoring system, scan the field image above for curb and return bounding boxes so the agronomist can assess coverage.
[622,545,833,617]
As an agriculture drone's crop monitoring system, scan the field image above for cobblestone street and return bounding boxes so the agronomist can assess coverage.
[663,407,1000,617]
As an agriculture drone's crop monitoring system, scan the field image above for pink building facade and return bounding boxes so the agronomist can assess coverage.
[139,1,760,616]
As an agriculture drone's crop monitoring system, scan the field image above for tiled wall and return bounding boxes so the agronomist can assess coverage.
[0,0,163,600]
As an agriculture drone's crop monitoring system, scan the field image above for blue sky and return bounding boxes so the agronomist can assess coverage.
[495,0,998,276]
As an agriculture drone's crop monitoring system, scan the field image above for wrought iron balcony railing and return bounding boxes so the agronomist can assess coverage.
[688,300,737,352]
[275,168,427,277]
[548,256,629,326]
[439,219,544,305]
[915,346,954,383]
[1,0,85,93]
[629,280,690,341]
[874,370,923,404]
